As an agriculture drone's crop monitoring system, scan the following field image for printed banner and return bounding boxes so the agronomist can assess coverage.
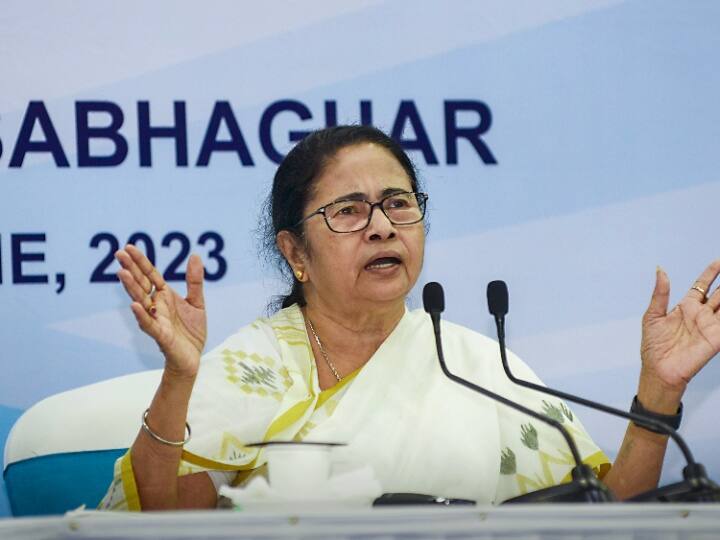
[1,0,719,514]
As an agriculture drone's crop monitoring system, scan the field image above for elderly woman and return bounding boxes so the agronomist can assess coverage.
[100,126,720,510]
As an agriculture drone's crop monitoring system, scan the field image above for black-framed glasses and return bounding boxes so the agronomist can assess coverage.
[295,191,429,233]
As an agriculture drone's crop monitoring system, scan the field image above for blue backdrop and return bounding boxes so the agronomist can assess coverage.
[1,0,719,516]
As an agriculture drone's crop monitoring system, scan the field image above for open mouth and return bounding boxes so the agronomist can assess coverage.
[365,257,401,270]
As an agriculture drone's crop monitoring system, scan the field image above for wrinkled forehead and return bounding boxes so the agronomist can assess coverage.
[308,143,413,205]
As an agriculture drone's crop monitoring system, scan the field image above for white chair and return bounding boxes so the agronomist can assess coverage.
[3,370,161,516]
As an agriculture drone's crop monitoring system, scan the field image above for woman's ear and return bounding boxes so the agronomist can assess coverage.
[276,230,307,280]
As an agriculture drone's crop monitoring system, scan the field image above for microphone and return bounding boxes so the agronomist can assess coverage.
[422,282,613,503]
[486,279,720,503]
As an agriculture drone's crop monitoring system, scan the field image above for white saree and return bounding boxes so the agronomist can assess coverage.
[99,304,609,510]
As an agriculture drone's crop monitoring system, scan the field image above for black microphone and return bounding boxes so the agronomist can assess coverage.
[422,282,613,503]
[486,279,720,503]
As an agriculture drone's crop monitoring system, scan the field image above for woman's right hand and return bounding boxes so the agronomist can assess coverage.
[115,245,207,378]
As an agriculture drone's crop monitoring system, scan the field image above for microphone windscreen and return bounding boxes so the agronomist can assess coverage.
[422,282,445,314]
[487,280,509,317]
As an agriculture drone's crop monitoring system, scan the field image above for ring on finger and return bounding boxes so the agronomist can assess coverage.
[691,284,707,299]
[146,284,158,316]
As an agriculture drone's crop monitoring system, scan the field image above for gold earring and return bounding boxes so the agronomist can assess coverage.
[295,270,304,281]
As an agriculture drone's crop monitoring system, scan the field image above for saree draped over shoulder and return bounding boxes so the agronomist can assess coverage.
[99,304,609,510]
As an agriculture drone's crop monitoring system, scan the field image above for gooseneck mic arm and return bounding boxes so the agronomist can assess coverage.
[486,279,720,502]
[486,280,696,466]
[423,282,613,503]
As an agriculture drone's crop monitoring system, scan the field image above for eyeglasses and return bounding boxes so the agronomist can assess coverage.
[295,191,429,233]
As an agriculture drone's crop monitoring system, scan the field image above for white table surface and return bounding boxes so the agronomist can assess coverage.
[1,504,719,539]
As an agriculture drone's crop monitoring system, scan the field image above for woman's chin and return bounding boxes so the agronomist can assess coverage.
[360,278,413,305]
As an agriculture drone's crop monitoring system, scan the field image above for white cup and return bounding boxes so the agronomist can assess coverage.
[265,443,332,499]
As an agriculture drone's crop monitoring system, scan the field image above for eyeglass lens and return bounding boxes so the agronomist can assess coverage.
[325,193,425,233]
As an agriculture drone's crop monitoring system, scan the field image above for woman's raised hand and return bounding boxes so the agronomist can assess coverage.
[639,260,720,404]
[115,245,207,378]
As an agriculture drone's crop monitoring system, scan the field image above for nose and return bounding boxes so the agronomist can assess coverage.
[364,203,396,241]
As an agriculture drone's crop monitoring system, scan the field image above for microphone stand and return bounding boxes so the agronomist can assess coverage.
[423,282,613,503]
[486,280,720,503]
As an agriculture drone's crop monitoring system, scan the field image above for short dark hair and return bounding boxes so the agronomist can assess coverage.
[260,125,422,311]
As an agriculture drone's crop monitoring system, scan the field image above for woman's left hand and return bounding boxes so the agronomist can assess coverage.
[639,260,720,406]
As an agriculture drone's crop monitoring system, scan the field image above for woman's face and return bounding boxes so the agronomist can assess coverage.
[295,143,425,312]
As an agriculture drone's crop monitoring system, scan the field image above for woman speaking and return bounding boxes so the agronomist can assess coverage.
[100,125,720,510]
